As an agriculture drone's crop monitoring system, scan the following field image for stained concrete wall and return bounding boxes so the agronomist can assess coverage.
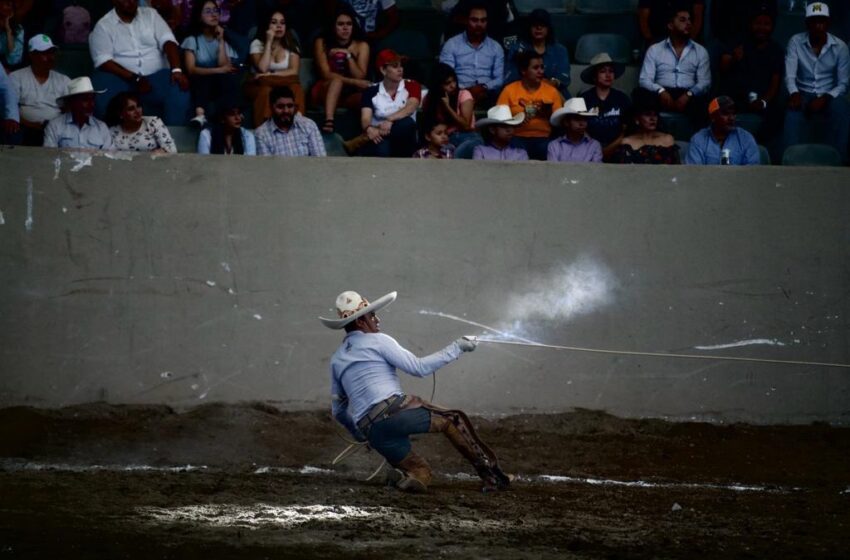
[1,147,848,424]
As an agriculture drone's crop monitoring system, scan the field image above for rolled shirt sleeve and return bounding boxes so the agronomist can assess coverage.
[88,17,115,69]
[639,43,662,92]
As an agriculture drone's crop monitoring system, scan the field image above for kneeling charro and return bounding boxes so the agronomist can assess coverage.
[320,290,511,492]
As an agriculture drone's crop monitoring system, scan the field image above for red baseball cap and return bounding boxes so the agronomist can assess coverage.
[375,49,406,72]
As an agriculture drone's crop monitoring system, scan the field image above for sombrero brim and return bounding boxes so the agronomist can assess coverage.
[549,107,598,126]
[580,61,625,85]
[57,88,107,102]
[475,113,526,128]
[319,291,397,330]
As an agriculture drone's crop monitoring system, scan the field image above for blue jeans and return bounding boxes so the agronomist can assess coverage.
[92,68,191,126]
[366,407,431,465]
[783,92,850,163]
[358,117,418,158]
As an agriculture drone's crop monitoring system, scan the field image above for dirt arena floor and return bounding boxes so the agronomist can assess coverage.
[1,402,848,559]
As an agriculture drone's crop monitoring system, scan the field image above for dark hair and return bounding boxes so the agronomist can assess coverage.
[514,50,542,73]
[422,63,459,124]
[667,2,693,24]
[269,85,296,106]
[209,102,245,154]
[105,91,141,127]
[321,4,365,48]
[189,0,219,36]
[521,10,554,45]
[418,116,444,140]
[256,9,301,55]
[465,1,488,17]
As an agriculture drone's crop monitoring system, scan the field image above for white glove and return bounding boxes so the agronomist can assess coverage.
[457,337,478,352]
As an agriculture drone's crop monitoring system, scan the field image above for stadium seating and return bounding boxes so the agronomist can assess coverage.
[758,145,771,165]
[322,132,348,157]
[781,144,843,166]
[574,33,633,63]
[168,126,200,154]
[659,113,694,142]
[454,135,484,159]
[675,140,689,156]
[55,44,94,79]
[515,0,570,14]
[734,113,764,138]
[575,0,639,14]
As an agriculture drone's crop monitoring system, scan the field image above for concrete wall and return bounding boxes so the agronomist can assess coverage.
[1,147,848,424]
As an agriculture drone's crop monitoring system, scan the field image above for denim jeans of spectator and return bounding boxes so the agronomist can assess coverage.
[92,69,191,126]
[449,130,479,147]
[359,116,418,158]
[366,407,431,465]
[511,136,550,161]
[662,87,710,129]
[0,127,22,145]
[782,92,850,163]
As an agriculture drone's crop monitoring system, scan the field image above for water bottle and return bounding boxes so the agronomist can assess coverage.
[721,149,731,165]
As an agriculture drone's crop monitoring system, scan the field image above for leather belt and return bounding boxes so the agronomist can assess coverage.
[357,394,408,434]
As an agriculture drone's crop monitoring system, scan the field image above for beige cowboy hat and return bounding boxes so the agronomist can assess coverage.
[580,52,625,85]
[57,76,106,102]
[549,97,598,126]
[319,290,398,330]
[475,104,525,128]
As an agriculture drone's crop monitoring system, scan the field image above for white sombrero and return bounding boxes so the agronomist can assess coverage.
[549,97,598,126]
[57,76,106,103]
[319,290,397,330]
[475,104,525,128]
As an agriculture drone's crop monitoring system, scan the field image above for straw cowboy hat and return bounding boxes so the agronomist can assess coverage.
[319,290,398,329]
[475,104,525,128]
[549,97,598,126]
[580,52,625,85]
[57,76,106,102]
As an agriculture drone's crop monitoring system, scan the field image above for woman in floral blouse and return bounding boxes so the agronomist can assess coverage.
[107,92,177,154]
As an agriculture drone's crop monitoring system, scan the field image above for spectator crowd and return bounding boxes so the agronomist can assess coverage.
[0,0,848,166]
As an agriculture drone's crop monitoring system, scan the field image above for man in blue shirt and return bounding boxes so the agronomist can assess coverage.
[685,96,760,165]
[321,290,511,493]
[439,1,505,107]
[0,67,20,145]
[782,2,850,163]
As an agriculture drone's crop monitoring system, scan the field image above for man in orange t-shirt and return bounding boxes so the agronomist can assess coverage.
[497,50,563,160]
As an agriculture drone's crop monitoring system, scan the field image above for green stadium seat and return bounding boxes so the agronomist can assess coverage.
[659,112,694,142]
[675,140,689,156]
[396,0,434,8]
[322,132,348,157]
[574,33,632,63]
[168,126,200,154]
[758,145,771,165]
[734,113,763,137]
[575,0,638,14]
[515,0,570,14]
[56,44,94,79]
[377,28,432,59]
[781,144,843,167]
[454,135,484,159]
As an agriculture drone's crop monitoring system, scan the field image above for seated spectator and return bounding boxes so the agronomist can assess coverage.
[89,0,191,125]
[106,91,177,152]
[350,49,420,158]
[338,0,399,42]
[0,0,23,69]
[439,1,504,107]
[472,103,528,161]
[547,97,602,163]
[504,9,570,100]
[197,99,256,155]
[255,85,325,156]
[244,9,302,128]
[421,62,475,146]
[710,0,777,46]
[783,2,849,163]
[497,50,562,161]
[181,0,241,127]
[9,34,70,146]
[639,0,704,46]
[717,6,784,144]
[443,0,518,44]
[610,88,679,164]
[413,118,454,158]
[312,5,370,134]
[43,76,113,149]
[685,95,760,165]
[639,6,711,127]
[579,52,631,159]
[258,1,318,50]
[0,62,20,144]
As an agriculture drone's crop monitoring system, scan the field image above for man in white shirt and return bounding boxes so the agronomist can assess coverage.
[9,35,71,146]
[89,0,190,125]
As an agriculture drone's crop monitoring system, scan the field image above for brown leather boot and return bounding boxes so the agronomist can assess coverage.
[343,133,370,155]
[394,452,432,493]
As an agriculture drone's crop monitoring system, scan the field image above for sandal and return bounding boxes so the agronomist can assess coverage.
[321,119,335,133]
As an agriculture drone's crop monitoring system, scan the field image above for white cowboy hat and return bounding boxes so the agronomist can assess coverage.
[57,76,106,102]
[549,97,598,126]
[475,104,525,128]
[319,290,397,330]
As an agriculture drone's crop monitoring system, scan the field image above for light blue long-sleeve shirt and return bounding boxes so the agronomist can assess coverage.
[785,32,850,99]
[197,127,257,155]
[330,331,463,437]
[0,67,19,121]
[439,32,504,91]
[639,38,711,96]
[685,126,760,165]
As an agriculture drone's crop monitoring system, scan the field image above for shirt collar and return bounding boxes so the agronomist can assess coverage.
[64,112,92,127]
[560,134,590,145]
[378,79,407,98]
[805,32,838,50]
[664,37,694,52]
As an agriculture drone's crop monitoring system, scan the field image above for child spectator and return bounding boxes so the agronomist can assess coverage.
[243,9,302,128]
[472,104,528,161]
[181,0,241,127]
[9,34,70,146]
[44,76,113,149]
[422,63,475,146]
[504,9,570,100]
[547,98,602,163]
[0,0,24,69]
[609,88,679,164]
[579,52,631,160]
[312,5,370,134]
[107,90,177,152]
[497,50,562,160]
[685,95,760,165]
[197,99,256,155]
[413,119,454,158]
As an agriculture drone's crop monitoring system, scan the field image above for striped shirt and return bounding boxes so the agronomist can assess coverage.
[254,114,326,157]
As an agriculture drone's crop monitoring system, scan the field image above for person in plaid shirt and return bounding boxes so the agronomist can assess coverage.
[255,86,325,157]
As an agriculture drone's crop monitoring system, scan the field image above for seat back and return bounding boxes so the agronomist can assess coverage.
[781,144,843,166]
[322,132,347,157]
[758,145,771,165]
[575,0,639,14]
[574,33,632,64]
[455,135,484,159]
[168,126,200,154]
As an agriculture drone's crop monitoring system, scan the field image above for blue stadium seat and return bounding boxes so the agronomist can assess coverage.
[575,0,639,14]
[322,132,348,157]
[659,112,695,142]
[168,126,200,154]
[455,135,484,159]
[781,144,843,166]
[396,0,433,8]
[675,140,689,155]
[574,33,632,63]
[377,28,432,59]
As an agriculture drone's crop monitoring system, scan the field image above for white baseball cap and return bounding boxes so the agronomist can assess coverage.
[28,34,57,52]
[806,2,830,18]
